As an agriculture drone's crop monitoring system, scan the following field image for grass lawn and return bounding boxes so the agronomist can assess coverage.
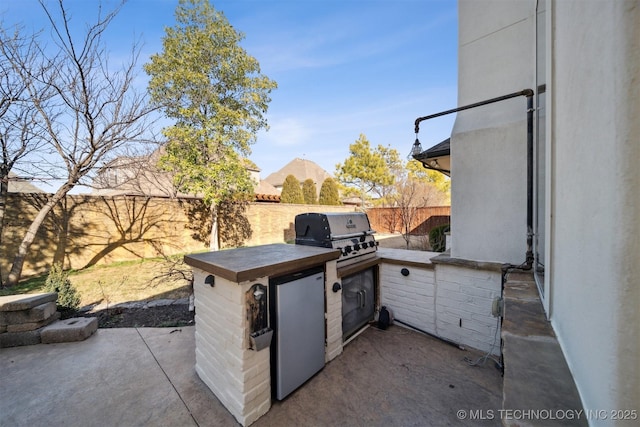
[0,257,193,309]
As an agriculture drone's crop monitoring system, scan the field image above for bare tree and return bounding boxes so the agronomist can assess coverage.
[1,0,156,287]
[392,175,445,249]
[0,27,52,285]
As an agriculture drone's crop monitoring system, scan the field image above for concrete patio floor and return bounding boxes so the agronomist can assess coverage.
[0,325,502,426]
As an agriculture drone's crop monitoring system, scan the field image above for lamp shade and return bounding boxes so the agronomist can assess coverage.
[411,138,423,157]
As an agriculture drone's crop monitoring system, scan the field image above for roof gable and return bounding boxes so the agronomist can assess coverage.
[264,158,332,188]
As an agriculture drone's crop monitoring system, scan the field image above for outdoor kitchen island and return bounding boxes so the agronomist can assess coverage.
[184,243,343,427]
[185,237,502,427]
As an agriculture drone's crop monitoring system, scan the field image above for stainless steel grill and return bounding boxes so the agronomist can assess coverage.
[294,212,378,267]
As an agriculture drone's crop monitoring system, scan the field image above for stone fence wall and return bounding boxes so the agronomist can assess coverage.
[1,193,354,281]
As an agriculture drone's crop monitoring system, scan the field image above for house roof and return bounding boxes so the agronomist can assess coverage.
[264,158,332,189]
[7,172,45,193]
[92,147,283,203]
[414,138,451,176]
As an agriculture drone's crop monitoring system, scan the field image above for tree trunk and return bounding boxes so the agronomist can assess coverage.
[0,174,7,287]
[5,184,71,287]
[209,203,219,251]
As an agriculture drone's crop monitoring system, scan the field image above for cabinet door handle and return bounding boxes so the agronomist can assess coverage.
[358,290,366,308]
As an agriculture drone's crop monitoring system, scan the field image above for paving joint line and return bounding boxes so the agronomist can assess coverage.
[135,328,200,427]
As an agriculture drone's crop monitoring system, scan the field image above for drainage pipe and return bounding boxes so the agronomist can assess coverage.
[525,94,534,268]
[393,318,466,351]
[413,88,535,269]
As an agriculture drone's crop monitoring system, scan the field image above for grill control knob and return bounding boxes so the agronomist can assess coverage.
[353,243,361,251]
[344,245,352,254]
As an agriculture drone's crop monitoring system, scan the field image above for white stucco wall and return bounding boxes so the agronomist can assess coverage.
[549,0,640,420]
[452,0,534,264]
[455,0,640,420]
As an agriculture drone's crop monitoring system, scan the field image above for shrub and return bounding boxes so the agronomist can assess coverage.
[302,179,317,204]
[44,263,81,312]
[280,174,304,204]
[318,178,341,205]
[428,224,450,252]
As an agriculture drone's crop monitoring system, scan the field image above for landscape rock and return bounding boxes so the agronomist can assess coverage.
[0,302,58,326]
[0,293,57,312]
[6,312,60,333]
[145,299,174,308]
[41,317,98,344]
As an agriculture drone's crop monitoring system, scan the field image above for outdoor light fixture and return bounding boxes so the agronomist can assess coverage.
[411,136,423,157]
[412,88,536,266]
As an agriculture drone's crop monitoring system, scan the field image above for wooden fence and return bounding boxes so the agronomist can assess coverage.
[366,206,451,235]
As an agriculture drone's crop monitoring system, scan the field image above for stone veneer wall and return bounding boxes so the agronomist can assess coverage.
[243,204,355,247]
[192,269,271,426]
[379,262,501,355]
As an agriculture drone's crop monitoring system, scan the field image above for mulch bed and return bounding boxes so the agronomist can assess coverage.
[76,304,195,328]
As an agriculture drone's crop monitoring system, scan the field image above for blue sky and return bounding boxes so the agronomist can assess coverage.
[1,0,458,181]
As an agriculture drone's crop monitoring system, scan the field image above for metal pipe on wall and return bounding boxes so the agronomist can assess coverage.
[412,88,535,269]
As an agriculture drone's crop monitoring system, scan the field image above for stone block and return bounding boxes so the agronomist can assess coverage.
[7,312,60,332]
[40,317,98,344]
[0,293,57,312]
[0,302,58,326]
[0,329,41,348]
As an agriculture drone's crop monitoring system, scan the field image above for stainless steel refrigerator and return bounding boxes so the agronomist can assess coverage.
[270,266,325,400]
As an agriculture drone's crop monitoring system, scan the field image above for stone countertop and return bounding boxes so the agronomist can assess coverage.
[376,248,439,269]
[184,243,341,283]
[335,248,440,278]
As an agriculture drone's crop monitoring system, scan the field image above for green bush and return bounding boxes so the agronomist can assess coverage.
[302,179,317,204]
[428,224,450,252]
[44,263,81,312]
[280,174,304,204]
[318,178,341,205]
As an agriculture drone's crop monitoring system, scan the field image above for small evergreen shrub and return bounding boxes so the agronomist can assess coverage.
[44,263,81,312]
[428,224,450,252]
[302,179,317,204]
[318,178,341,205]
[280,174,304,204]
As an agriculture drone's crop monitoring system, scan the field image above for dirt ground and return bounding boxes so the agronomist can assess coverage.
[77,304,195,328]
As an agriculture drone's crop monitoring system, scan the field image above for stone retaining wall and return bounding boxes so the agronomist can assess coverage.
[0,293,97,348]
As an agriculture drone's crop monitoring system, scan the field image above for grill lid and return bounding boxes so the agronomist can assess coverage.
[295,212,374,246]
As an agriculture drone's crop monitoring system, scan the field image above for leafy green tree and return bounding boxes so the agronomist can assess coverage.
[335,134,394,207]
[376,144,403,206]
[280,174,304,204]
[144,0,276,249]
[319,178,341,205]
[302,179,317,204]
